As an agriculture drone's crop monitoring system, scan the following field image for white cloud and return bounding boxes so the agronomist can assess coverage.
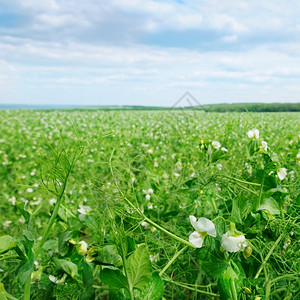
[0,0,300,105]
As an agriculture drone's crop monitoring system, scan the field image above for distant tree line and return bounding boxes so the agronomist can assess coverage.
[197,102,300,112]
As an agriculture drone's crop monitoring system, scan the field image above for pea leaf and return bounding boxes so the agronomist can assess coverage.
[134,272,164,300]
[257,197,280,215]
[100,268,128,290]
[126,245,152,291]
[97,245,123,267]
[53,258,80,282]
[0,282,18,300]
[80,260,94,300]
[217,264,244,300]
[58,231,73,256]
[0,235,16,254]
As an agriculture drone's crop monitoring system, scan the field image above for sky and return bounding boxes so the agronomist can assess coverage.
[0,0,300,106]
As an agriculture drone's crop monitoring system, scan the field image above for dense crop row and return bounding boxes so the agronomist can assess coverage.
[0,110,299,299]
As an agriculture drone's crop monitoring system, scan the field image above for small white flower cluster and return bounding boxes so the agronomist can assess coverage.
[189,216,247,253]
[49,274,67,285]
[143,188,153,201]
[247,128,259,139]
[212,141,228,152]
[78,205,92,221]
[277,168,287,181]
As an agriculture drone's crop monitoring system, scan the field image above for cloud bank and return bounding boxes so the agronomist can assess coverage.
[0,0,300,105]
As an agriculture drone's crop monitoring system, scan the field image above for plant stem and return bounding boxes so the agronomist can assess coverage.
[254,232,284,279]
[224,175,261,186]
[120,245,134,300]
[109,150,195,249]
[210,197,218,213]
[230,278,238,300]
[163,278,219,297]
[144,217,195,248]
[159,246,187,276]
[257,172,264,209]
[0,255,20,262]
[24,158,74,300]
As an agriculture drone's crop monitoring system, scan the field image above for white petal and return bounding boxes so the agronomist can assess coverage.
[189,215,197,230]
[253,129,259,139]
[212,141,221,150]
[194,217,217,237]
[277,168,287,181]
[221,232,247,253]
[189,231,204,248]
[247,130,254,139]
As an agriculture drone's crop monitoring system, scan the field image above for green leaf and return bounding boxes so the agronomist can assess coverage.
[80,260,94,300]
[100,268,128,290]
[109,288,131,300]
[53,258,80,281]
[217,265,243,300]
[231,197,242,224]
[0,282,18,300]
[17,202,30,223]
[23,230,35,241]
[197,248,229,278]
[58,231,73,256]
[126,245,152,291]
[18,259,34,286]
[97,245,123,267]
[257,197,280,215]
[43,239,58,251]
[134,272,164,300]
[0,235,16,254]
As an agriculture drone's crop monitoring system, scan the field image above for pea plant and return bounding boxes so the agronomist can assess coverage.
[0,110,299,299]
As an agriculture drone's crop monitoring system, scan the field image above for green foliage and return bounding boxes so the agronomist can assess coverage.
[0,236,16,254]
[0,110,299,299]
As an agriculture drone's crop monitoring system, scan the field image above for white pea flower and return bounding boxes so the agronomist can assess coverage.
[78,241,88,255]
[150,253,159,263]
[3,220,12,229]
[277,168,287,181]
[221,232,248,253]
[261,141,268,151]
[217,163,222,171]
[78,205,92,221]
[147,188,153,194]
[247,128,259,139]
[212,141,221,150]
[49,275,57,283]
[8,196,16,206]
[221,147,228,152]
[49,274,67,284]
[141,221,150,229]
[49,198,57,206]
[145,194,151,201]
[189,216,216,248]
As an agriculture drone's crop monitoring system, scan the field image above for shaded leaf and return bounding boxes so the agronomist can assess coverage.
[53,258,80,281]
[80,260,94,300]
[135,272,164,300]
[126,245,152,291]
[58,231,73,256]
[0,235,16,255]
[100,268,128,290]
[257,198,280,215]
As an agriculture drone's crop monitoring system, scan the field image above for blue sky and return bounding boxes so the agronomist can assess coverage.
[0,0,300,106]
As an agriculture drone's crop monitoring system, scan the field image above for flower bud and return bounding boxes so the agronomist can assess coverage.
[243,246,252,258]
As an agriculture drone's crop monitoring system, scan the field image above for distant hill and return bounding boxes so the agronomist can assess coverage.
[0,102,299,112]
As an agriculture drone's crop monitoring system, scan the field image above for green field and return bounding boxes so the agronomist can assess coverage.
[0,110,299,299]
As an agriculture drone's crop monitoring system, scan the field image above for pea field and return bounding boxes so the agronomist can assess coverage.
[0,109,299,300]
